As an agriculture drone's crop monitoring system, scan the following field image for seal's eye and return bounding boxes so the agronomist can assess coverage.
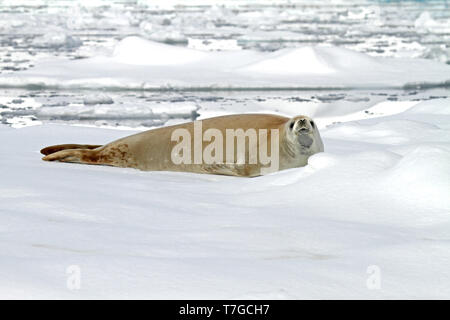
[289,121,295,130]
[310,121,315,128]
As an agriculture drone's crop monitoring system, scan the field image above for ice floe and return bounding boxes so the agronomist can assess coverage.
[1,36,449,91]
[1,98,449,298]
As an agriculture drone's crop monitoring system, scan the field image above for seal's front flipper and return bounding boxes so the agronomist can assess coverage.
[42,149,101,165]
[40,144,102,156]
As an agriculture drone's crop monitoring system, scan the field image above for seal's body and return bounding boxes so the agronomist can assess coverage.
[41,114,324,177]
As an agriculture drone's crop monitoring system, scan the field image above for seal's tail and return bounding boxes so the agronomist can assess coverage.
[41,144,103,164]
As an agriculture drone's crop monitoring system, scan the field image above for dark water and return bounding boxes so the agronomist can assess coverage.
[0,87,448,128]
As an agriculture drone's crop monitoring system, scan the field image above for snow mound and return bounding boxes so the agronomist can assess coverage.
[385,145,450,210]
[324,119,442,145]
[307,152,339,170]
[242,47,335,74]
[1,36,449,90]
[406,98,450,115]
[310,46,381,70]
[112,36,206,65]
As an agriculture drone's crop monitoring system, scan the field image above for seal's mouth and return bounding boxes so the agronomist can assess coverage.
[297,127,310,134]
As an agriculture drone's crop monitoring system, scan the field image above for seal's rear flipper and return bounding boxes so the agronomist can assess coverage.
[40,144,102,156]
[42,148,102,165]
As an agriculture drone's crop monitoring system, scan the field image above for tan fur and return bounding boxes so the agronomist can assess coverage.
[41,114,324,177]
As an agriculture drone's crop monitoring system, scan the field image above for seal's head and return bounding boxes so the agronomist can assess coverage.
[286,115,324,152]
[289,115,315,135]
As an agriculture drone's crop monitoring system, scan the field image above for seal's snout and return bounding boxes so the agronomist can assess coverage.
[295,119,311,134]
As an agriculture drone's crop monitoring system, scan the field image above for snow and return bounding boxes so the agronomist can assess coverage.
[1,98,449,299]
[1,0,450,300]
[1,36,449,90]
[242,47,335,75]
[112,37,207,66]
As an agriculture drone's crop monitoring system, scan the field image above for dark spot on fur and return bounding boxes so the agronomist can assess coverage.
[84,143,138,168]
